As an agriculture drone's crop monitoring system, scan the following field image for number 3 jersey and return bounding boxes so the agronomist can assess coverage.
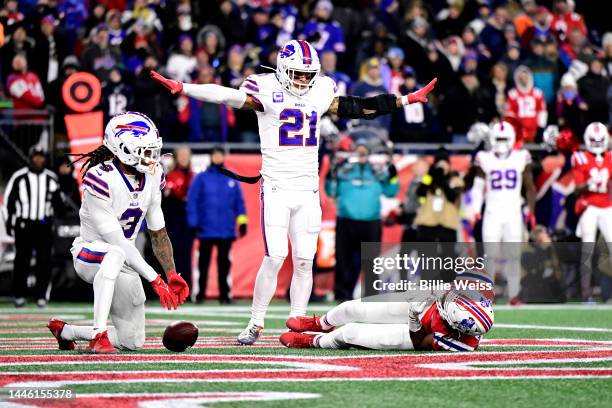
[78,160,166,243]
[240,73,337,190]
[474,149,531,214]
[571,150,612,211]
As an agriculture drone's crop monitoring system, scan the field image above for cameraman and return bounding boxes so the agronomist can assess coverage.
[414,148,463,242]
[325,140,399,301]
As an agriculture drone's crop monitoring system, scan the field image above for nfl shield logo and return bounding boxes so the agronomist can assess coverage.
[273,92,284,103]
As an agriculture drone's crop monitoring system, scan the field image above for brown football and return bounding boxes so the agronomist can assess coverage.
[163,321,199,352]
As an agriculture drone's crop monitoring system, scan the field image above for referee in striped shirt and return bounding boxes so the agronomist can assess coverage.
[2,147,64,308]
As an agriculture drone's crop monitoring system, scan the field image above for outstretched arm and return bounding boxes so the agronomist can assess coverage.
[150,70,263,111]
[327,78,437,118]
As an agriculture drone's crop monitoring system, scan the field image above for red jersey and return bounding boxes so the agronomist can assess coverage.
[420,303,480,352]
[6,71,45,110]
[505,87,546,143]
[571,151,612,213]
[551,11,587,43]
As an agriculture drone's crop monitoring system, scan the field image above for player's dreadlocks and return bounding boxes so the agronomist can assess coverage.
[68,145,115,175]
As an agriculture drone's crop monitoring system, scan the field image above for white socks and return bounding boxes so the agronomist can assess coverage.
[61,324,119,345]
[249,256,285,327]
[289,257,313,318]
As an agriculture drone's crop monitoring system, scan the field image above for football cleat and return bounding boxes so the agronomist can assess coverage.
[280,331,316,348]
[237,323,263,345]
[286,315,334,333]
[47,318,76,351]
[86,330,117,354]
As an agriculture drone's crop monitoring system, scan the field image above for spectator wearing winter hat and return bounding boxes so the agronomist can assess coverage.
[578,58,610,125]
[391,66,432,142]
[520,6,553,50]
[550,0,587,44]
[525,36,559,105]
[439,67,495,143]
[301,0,346,54]
[166,34,197,83]
[81,24,121,83]
[385,47,406,95]
[0,23,35,85]
[435,0,468,39]
[32,15,65,90]
[220,45,246,89]
[351,58,391,134]
[442,36,465,72]
[102,66,133,122]
[505,65,548,143]
[557,73,588,137]
[500,41,523,76]
[479,6,510,62]
[401,16,430,81]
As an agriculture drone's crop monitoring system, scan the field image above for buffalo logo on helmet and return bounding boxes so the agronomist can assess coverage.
[458,317,476,330]
[280,44,296,58]
[114,121,151,138]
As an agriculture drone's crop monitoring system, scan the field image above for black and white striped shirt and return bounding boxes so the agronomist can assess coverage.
[2,167,62,223]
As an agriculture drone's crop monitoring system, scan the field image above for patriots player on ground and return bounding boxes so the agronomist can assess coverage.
[279,288,494,351]
[470,121,536,304]
[571,122,612,301]
[47,112,189,354]
[151,39,437,345]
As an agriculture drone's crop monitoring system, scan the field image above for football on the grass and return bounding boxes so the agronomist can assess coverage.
[163,321,199,352]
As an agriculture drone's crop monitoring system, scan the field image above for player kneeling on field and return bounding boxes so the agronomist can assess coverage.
[280,289,493,351]
[47,112,189,354]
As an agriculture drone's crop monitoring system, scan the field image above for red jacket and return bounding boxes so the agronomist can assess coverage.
[6,71,45,110]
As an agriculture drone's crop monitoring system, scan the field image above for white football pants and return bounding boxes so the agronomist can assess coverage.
[576,206,612,299]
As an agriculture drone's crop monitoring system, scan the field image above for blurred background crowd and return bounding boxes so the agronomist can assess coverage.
[0,0,610,144]
[1,0,612,306]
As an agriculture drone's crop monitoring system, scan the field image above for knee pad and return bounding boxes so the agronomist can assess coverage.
[101,246,127,280]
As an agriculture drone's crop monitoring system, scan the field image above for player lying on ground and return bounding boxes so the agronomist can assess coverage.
[151,39,437,345]
[280,288,494,351]
[47,112,189,354]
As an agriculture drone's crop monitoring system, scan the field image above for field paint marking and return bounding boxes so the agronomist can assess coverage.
[494,323,612,333]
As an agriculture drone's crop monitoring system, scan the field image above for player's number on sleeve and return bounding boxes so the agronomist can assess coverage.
[490,169,517,190]
[588,167,609,193]
[120,208,143,239]
[279,109,318,146]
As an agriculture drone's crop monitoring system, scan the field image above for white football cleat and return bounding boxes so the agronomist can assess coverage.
[237,323,263,345]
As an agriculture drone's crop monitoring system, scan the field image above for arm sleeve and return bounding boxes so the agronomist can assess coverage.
[82,191,157,281]
[101,229,158,282]
[145,188,165,231]
[182,83,247,109]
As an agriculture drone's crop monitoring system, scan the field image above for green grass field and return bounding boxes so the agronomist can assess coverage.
[1,302,612,407]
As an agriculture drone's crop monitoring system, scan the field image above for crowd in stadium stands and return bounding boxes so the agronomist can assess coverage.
[1,1,612,303]
[0,0,609,144]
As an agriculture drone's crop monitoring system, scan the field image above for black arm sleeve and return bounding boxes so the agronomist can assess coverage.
[337,94,399,119]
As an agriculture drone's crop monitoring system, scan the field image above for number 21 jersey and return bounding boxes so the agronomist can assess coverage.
[240,73,337,190]
[572,150,612,209]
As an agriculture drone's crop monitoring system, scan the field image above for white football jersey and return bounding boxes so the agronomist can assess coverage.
[78,160,166,242]
[475,149,531,212]
[240,73,337,190]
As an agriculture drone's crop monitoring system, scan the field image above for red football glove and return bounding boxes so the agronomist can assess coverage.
[151,275,178,310]
[166,270,189,304]
[407,78,437,104]
[150,70,183,94]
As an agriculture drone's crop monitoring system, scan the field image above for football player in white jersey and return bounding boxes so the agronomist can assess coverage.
[470,121,536,304]
[151,39,436,344]
[46,112,189,354]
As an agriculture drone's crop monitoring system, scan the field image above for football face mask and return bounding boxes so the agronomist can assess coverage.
[276,40,321,96]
